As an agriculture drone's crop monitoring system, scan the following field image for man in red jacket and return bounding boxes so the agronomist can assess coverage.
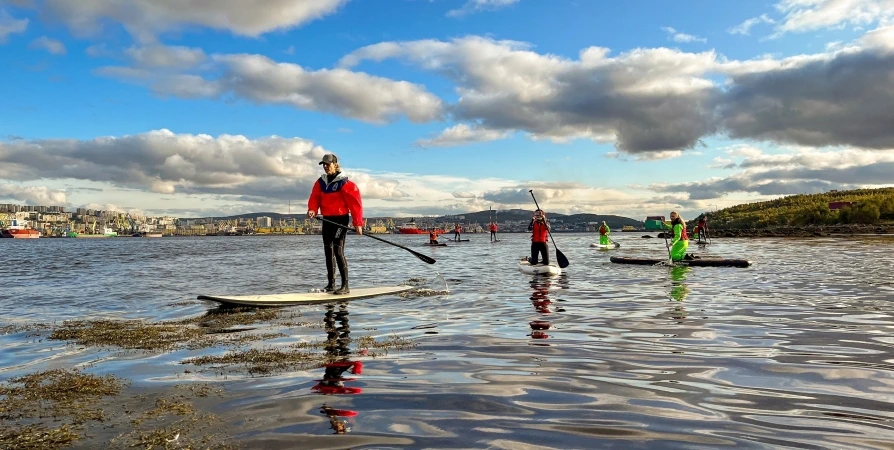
[307,154,363,295]
[527,209,550,265]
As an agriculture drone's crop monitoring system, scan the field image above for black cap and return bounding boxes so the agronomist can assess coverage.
[319,154,338,165]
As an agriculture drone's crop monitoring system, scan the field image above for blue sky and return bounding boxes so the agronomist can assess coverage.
[1,0,893,219]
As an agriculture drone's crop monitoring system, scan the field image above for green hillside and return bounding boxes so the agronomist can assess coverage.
[703,188,894,229]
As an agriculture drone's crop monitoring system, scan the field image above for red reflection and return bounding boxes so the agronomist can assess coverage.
[313,304,360,434]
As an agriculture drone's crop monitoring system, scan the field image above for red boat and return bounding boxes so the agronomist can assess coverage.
[398,220,427,234]
[1,219,42,238]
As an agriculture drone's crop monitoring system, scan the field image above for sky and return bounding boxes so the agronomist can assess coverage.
[1,0,893,219]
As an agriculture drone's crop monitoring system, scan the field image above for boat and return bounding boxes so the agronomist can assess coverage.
[0,219,42,238]
[102,226,118,237]
[398,219,427,234]
[610,256,751,268]
[136,224,163,238]
[622,225,636,232]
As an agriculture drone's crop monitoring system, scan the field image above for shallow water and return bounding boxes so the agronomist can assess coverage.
[2,233,894,449]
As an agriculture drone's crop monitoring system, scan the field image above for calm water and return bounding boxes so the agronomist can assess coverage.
[2,233,894,449]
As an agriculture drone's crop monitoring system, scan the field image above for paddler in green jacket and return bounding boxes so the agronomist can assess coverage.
[663,211,691,261]
[598,221,611,246]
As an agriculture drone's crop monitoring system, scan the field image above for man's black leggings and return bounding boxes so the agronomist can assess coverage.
[322,215,350,284]
[530,242,549,265]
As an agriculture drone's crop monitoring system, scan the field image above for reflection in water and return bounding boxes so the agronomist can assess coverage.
[312,303,362,434]
[528,277,555,340]
[669,266,690,321]
[5,235,894,448]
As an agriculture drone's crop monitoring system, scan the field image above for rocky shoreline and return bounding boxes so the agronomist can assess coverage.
[710,224,894,238]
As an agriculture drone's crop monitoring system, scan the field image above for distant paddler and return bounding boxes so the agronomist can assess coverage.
[598,220,611,246]
[663,211,692,261]
[428,229,439,245]
[696,216,709,243]
[453,223,462,241]
[489,221,498,242]
[307,153,364,295]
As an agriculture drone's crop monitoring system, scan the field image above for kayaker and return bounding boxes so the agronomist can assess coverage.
[489,221,498,242]
[527,209,550,265]
[598,220,611,246]
[429,229,439,245]
[453,223,462,241]
[663,211,692,261]
[307,153,364,295]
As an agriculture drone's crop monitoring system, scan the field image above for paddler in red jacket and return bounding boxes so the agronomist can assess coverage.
[307,153,363,295]
[527,209,550,265]
[489,221,498,242]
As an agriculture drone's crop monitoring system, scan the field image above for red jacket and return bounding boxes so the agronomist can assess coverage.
[599,225,607,235]
[307,173,363,227]
[530,220,549,243]
[489,223,498,232]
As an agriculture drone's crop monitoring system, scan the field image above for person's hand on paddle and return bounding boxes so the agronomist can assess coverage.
[307,210,316,219]
[355,225,363,235]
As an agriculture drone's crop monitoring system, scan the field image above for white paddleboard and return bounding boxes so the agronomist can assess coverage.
[589,243,618,249]
[517,259,562,276]
[198,285,416,307]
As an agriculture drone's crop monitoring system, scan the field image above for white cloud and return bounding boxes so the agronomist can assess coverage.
[708,157,736,169]
[650,146,894,200]
[661,26,707,43]
[0,129,707,218]
[0,9,28,43]
[772,0,894,36]
[98,53,445,123]
[446,0,518,18]
[37,0,349,43]
[28,35,67,54]
[416,123,512,147]
[724,144,764,158]
[728,14,775,35]
[341,36,719,154]
[0,184,67,205]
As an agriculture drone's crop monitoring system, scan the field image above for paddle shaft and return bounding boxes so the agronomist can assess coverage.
[528,190,569,268]
[663,222,673,264]
[314,216,435,265]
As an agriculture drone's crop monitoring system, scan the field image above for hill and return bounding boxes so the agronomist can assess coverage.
[183,209,643,228]
[704,188,894,229]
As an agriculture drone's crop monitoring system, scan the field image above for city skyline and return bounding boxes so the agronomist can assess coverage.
[1,1,893,219]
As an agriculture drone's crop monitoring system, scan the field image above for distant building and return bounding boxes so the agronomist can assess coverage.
[257,216,273,228]
[828,201,856,211]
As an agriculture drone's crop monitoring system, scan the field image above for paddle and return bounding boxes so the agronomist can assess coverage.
[528,190,570,268]
[608,236,621,248]
[314,217,436,265]
[662,222,673,265]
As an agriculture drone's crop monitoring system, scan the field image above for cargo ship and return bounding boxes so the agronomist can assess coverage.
[0,219,42,238]
[398,219,427,234]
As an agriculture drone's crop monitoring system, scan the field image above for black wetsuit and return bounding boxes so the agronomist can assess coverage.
[322,173,349,290]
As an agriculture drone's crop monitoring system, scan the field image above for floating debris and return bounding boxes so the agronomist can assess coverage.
[48,309,306,351]
[399,288,449,298]
[0,368,126,423]
[0,424,79,450]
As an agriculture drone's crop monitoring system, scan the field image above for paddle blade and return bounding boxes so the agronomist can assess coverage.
[412,251,437,265]
[556,249,569,268]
